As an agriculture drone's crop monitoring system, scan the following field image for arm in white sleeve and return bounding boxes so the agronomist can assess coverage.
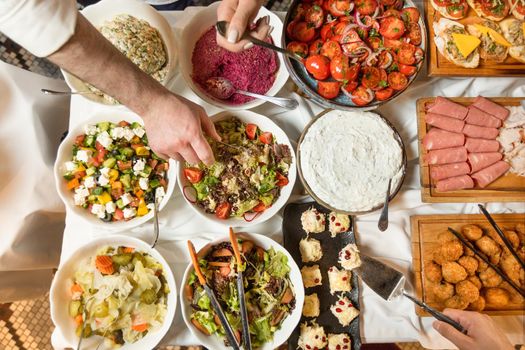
[0,0,77,57]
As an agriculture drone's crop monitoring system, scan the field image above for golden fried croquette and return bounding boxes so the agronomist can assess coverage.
[515,223,525,244]
[464,248,475,257]
[425,261,443,283]
[484,288,510,308]
[455,280,480,303]
[458,256,478,276]
[468,296,486,311]
[500,253,524,286]
[468,275,482,289]
[476,256,489,273]
[499,281,525,304]
[442,262,468,283]
[487,229,520,250]
[444,295,469,310]
[431,282,455,301]
[475,236,501,264]
[479,267,503,288]
[433,241,463,264]
[438,230,459,244]
[462,224,483,241]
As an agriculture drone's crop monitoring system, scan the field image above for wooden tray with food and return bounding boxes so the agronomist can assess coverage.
[283,201,361,350]
[411,213,525,316]
[425,0,525,76]
[417,96,525,203]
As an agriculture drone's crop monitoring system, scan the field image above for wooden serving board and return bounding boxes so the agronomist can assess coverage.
[417,96,525,203]
[411,213,525,316]
[425,1,525,76]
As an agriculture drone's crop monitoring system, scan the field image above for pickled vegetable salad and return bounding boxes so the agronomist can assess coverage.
[183,117,292,220]
[63,121,169,222]
[186,240,296,347]
[69,246,169,347]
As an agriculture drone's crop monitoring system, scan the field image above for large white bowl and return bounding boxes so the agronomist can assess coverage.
[54,111,177,231]
[62,0,178,105]
[177,110,296,227]
[180,232,304,350]
[50,235,177,350]
[179,2,288,110]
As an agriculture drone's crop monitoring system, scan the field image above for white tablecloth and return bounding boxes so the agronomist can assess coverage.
[53,7,525,350]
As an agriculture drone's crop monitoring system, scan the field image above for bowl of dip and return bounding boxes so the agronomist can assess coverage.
[62,0,178,105]
[297,110,407,215]
[179,2,289,110]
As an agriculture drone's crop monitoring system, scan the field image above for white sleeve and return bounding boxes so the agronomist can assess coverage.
[0,0,78,57]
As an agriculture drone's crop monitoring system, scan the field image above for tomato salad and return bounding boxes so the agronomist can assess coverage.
[63,121,169,222]
[285,0,425,106]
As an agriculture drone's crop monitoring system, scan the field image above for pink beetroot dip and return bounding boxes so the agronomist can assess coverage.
[192,26,278,105]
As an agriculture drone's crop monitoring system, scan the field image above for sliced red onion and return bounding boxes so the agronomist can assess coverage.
[341,85,354,99]
[371,7,380,19]
[183,185,197,204]
[351,57,359,64]
[327,14,337,23]
[362,88,375,102]
[365,51,379,66]
[342,23,359,35]
[379,51,393,69]
[243,211,262,222]
[347,2,355,13]
[355,11,371,28]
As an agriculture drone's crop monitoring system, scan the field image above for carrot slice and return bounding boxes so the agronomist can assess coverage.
[131,323,149,332]
[208,261,231,267]
[122,247,135,253]
[191,319,210,335]
[70,283,83,295]
[74,314,83,326]
[95,255,114,275]
[67,178,80,190]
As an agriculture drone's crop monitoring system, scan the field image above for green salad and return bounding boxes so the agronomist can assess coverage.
[185,240,296,347]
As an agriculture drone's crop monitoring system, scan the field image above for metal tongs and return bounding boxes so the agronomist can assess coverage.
[187,241,241,350]
[229,228,252,350]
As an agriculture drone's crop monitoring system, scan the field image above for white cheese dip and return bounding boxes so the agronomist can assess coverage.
[300,110,404,212]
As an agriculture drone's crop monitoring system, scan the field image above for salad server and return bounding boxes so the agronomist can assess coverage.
[229,228,252,350]
[187,241,241,350]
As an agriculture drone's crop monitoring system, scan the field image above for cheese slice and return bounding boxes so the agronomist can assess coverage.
[473,23,490,35]
[487,29,512,47]
[452,33,481,58]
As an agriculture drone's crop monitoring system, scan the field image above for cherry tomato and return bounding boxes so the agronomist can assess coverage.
[383,38,402,50]
[309,39,324,55]
[113,208,124,221]
[379,17,405,39]
[292,21,316,42]
[334,21,349,35]
[383,9,401,18]
[375,87,394,100]
[432,0,451,6]
[245,123,257,140]
[334,0,353,12]
[305,4,325,28]
[328,0,347,16]
[259,132,273,144]
[330,55,360,81]
[377,50,393,68]
[398,63,417,76]
[287,20,298,39]
[321,40,342,59]
[183,167,203,183]
[342,80,359,93]
[388,71,408,90]
[516,1,525,15]
[351,85,374,106]
[276,172,290,187]
[480,0,509,17]
[367,36,383,50]
[75,134,85,146]
[407,23,422,46]
[380,0,397,6]
[355,0,378,15]
[252,202,267,212]
[305,54,331,80]
[215,202,231,220]
[415,47,425,63]
[287,41,309,58]
[320,21,337,41]
[397,43,416,65]
[401,7,420,23]
[356,27,369,40]
[318,81,342,99]
[446,0,469,19]
[292,3,311,20]
[361,66,382,89]
[372,68,388,91]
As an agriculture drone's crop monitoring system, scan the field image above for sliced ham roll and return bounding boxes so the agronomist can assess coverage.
[471,161,510,188]
[423,128,465,151]
[436,175,474,192]
[426,147,468,165]
[425,113,465,133]
[465,106,502,128]
[462,124,499,140]
[471,96,510,121]
[426,96,468,120]
[430,162,471,181]
[468,152,503,173]
[465,138,500,153]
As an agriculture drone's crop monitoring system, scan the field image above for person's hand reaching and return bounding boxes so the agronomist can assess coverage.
[433,309,514,350]
[216,0,271,52]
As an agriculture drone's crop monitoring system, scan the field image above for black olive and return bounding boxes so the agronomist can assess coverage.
[101,213,112,222]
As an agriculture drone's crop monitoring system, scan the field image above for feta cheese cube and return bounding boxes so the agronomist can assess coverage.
[133,126,146,138]
[98,174,110,187]
[91,203,106,219]
[74,185,90,198]
[99,167,111,177]
[123,128,135,141]
[84,176,96,189]
[133,159,146,174]
[123,207,136,219]
[84,124,98,136]
[155,186,165,199]
[74,193,86,206]
[105,201,116,214]
[139,178,149,191]
[75,150,92,163]
[96,131,113,149]
[65,161,77,172]
[146,203,155,210]
[110,127,126,140]
[120,193,133,206]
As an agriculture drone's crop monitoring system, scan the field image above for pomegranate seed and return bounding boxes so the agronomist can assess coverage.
[314,278,320,283]
[336,346,341,350]
[339,300,345,305]
[343,338,350,343]
[322,337,326,342]
[316,214,320,220]
[330,216,335,222]
[342,276,348,281]
[306,345,311,349]
[336,307,342,313]
[336,222,341,226]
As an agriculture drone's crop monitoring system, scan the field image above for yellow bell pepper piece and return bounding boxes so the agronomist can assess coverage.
[137,204,148,217]
[135,147,150,156]
[97,192,112,205]
[109,169,119,181]
[76,164,86,172]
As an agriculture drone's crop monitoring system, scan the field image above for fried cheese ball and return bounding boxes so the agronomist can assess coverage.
[437,230,459,244]
[468,296,486,311]
[487,229,520,250]
[431,282,455,301]
[475,236,501,264]
[462,224,483,241]
[444,295,469,310]
[425,261,443,283]
[499,281,525,304]
[455,280,480,303]
[442,261,468,283]
[484,288,510,308]
[476,256,489,273]
[500,253,524,286]
[468,275,482,289]
[458,256,478,276]
[463,247,475,257]
[479,267,503,288]
[515,223,525,244]
[433,241,463,264]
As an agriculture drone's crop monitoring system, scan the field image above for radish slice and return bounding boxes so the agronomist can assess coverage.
[183,185,197,204]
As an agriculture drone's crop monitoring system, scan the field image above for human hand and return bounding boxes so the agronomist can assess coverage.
[216,0,271,52]
[141,93,220,166]
[433,309,514,350]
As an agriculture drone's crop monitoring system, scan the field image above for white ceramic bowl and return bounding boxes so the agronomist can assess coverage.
[179,2,288,110]
[180,232,304,350]
[50,235,177,350]
[54,111,177,231]
[177,110,296,227]
[62,0,178,105]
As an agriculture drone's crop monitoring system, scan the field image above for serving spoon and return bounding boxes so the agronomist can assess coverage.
[216,21,304,63]
[205,77,298,110]
[378,178,392,232]
[41,88,94,96]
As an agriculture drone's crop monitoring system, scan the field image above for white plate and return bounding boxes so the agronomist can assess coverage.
[177,110,296,227]
[49,235,177,350]
[54,111,177,231]
[180,232,304,350]
[179,2,288,110]
[62,0,178,105]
